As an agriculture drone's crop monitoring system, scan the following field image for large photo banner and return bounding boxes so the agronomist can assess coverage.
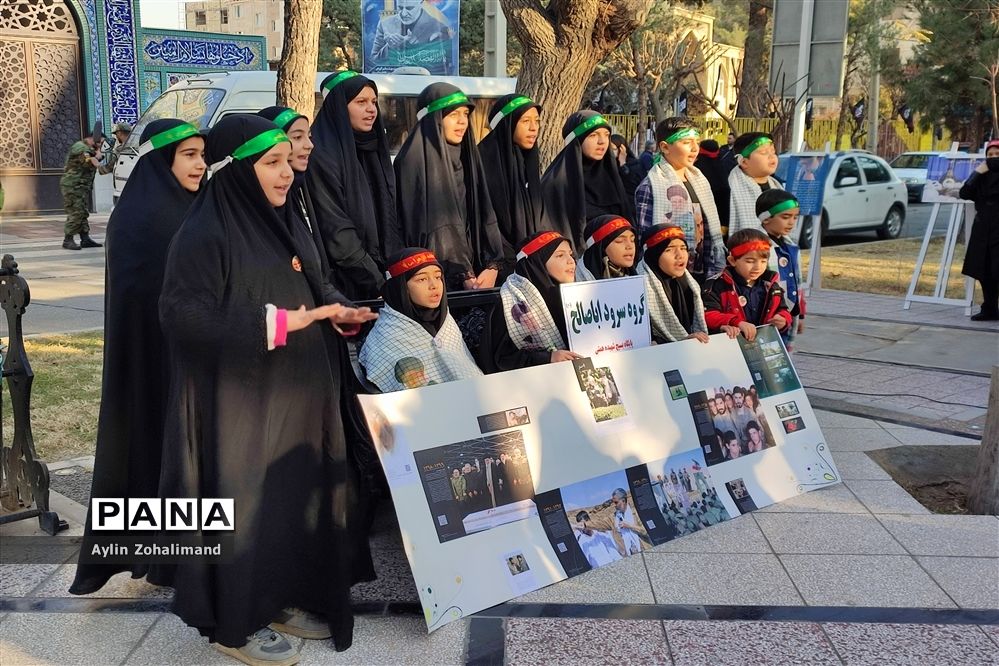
[922,154,985,203]
[362,0,459,75]
[358,327,840,632]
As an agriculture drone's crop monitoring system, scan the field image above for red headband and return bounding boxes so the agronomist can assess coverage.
[644,226,686,249]
[586,217,631,249]
[730,240,772,258]
[386,251,438,279]
[517,231,564,261]
[699,147,719,158]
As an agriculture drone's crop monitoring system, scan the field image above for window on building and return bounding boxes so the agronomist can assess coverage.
[256,13,262,26]
[220,8,228,24]
[272,45,278,58]
[194,10,206,26]
[271,20,277,31]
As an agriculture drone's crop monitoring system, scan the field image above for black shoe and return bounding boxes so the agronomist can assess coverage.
[970,310,999,322]
[79,233,102,248]
[62,235,81,251]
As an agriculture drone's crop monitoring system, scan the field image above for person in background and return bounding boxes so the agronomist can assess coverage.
[694,138,731,239]
[959,140,999,321]
[395,82,503,291]
[727,132,782,235]
[542,111,635,254]
[611,133,644,198]
[757,189,807,348]
[60,133,104,250]
[639,140,657,177]
[98,122,133,176]
[635,117,727,282]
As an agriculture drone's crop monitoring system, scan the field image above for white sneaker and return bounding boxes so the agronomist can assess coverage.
[213,627,300,666]
[270,606,332,640]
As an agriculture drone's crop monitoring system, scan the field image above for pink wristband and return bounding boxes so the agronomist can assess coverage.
[275,308,288,347]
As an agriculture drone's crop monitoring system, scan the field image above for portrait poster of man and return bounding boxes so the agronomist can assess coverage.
[363,0,459,75]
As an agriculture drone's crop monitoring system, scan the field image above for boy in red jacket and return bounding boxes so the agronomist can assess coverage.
[703,228,792,341]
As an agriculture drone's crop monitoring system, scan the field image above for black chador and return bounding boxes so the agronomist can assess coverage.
[541,110,635,254]
[477,93,546,262]
[151,115,366,651]
[394,82,503,290]
[306,71,401,300]
[70,119,204,595]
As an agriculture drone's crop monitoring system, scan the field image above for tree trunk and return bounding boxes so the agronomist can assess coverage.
[968,366,999,515]
[631,32,649,145]
[736,0,772,118]
[501,0,655,166]
[277,0,323,119]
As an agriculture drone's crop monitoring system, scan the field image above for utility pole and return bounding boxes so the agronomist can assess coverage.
[790,0,814,153]
[484,1,507,77]
[866,60,881,154]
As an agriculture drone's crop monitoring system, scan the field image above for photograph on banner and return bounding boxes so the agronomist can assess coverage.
[477,406,530,434]
[572,358,629,423]
[725,478,759,514]
[646,448,732,538]
[778,154,832,216]
[500,549,539,595]
[922,154,985,202]
[411,430,537,543]
[782,416,806,434]
[560,275,650,356]
[362,0,459,75]
[738,326,802,398]
[558,469,651,568]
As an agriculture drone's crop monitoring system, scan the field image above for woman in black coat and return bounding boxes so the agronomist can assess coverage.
[959,140,999,321]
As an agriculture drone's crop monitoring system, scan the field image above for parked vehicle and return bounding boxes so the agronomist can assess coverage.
[113,71,516,202]
[889,151,939,202]
[776,150,907,248]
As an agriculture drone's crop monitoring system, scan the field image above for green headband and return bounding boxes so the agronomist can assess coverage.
[323,70,358,93]
[211,128,290,173]
[739,136,773,159]
[417,91,471,120]
[272,108,302,131]
[758,198,799,222]
[490,95,534,128]
[563,114,609,147]
[663,127,700,144]
[137,122,199,157]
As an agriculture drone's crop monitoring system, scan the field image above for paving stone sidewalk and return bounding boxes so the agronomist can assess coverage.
[1,411,995,665]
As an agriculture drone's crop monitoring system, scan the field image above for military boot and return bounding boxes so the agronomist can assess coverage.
[62,234,81,251]
[79,233,102,248]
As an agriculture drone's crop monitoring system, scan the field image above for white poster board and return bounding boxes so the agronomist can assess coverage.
[358,327,840,632]
[559,276,652,356]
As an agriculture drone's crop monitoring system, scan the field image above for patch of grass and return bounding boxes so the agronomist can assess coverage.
[802,237,982,300]
[1,332,103,463]
[592,404,628,422]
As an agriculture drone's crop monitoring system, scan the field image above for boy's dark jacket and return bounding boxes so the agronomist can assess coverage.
[703,267,793,331]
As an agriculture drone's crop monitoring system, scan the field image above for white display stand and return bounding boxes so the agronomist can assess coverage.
[903,201,975,314]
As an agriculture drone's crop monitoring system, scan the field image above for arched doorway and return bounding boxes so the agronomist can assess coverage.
[0,0,85,212]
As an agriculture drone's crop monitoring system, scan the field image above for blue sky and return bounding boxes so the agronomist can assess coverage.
[140,0,184,29]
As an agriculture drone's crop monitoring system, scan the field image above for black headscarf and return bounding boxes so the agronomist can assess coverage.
[643,224,695,331]
[70,117,203,595]
[382,247,448,337]
[515,231,573,343]
[541,110,635,254]
[477,94,545,259]
[580,214,638,279]
[306,71,400,300]
[394,82,503,289]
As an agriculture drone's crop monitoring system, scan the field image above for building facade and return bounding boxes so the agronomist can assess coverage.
[184,0,284,63]
[0,0,266,213]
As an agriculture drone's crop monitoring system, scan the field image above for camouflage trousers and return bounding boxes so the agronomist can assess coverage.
[62,188,91,235]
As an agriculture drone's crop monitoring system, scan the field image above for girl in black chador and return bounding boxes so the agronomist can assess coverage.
[394,82,503,291]
[541,110,635,255]
[306,71,401,300]
[477,93,546,264]
[70,119,206,596]
[152,114,377,663]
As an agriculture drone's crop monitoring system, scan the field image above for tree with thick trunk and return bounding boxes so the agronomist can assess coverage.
[968,367,999,516]
[735,0,772,119]
[500,0,656,166]
[277,0,323,119]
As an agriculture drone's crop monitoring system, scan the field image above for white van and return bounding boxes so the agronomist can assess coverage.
[113,71,516,202]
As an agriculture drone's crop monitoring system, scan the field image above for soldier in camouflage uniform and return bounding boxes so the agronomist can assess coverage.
[61,135,104,250]
[98,122,133,176]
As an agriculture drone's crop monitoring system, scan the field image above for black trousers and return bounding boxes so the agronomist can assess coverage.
[980,278,999,314]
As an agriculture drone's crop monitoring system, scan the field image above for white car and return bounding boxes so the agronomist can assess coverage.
[890,151,939,202]
[778,151,908,248]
